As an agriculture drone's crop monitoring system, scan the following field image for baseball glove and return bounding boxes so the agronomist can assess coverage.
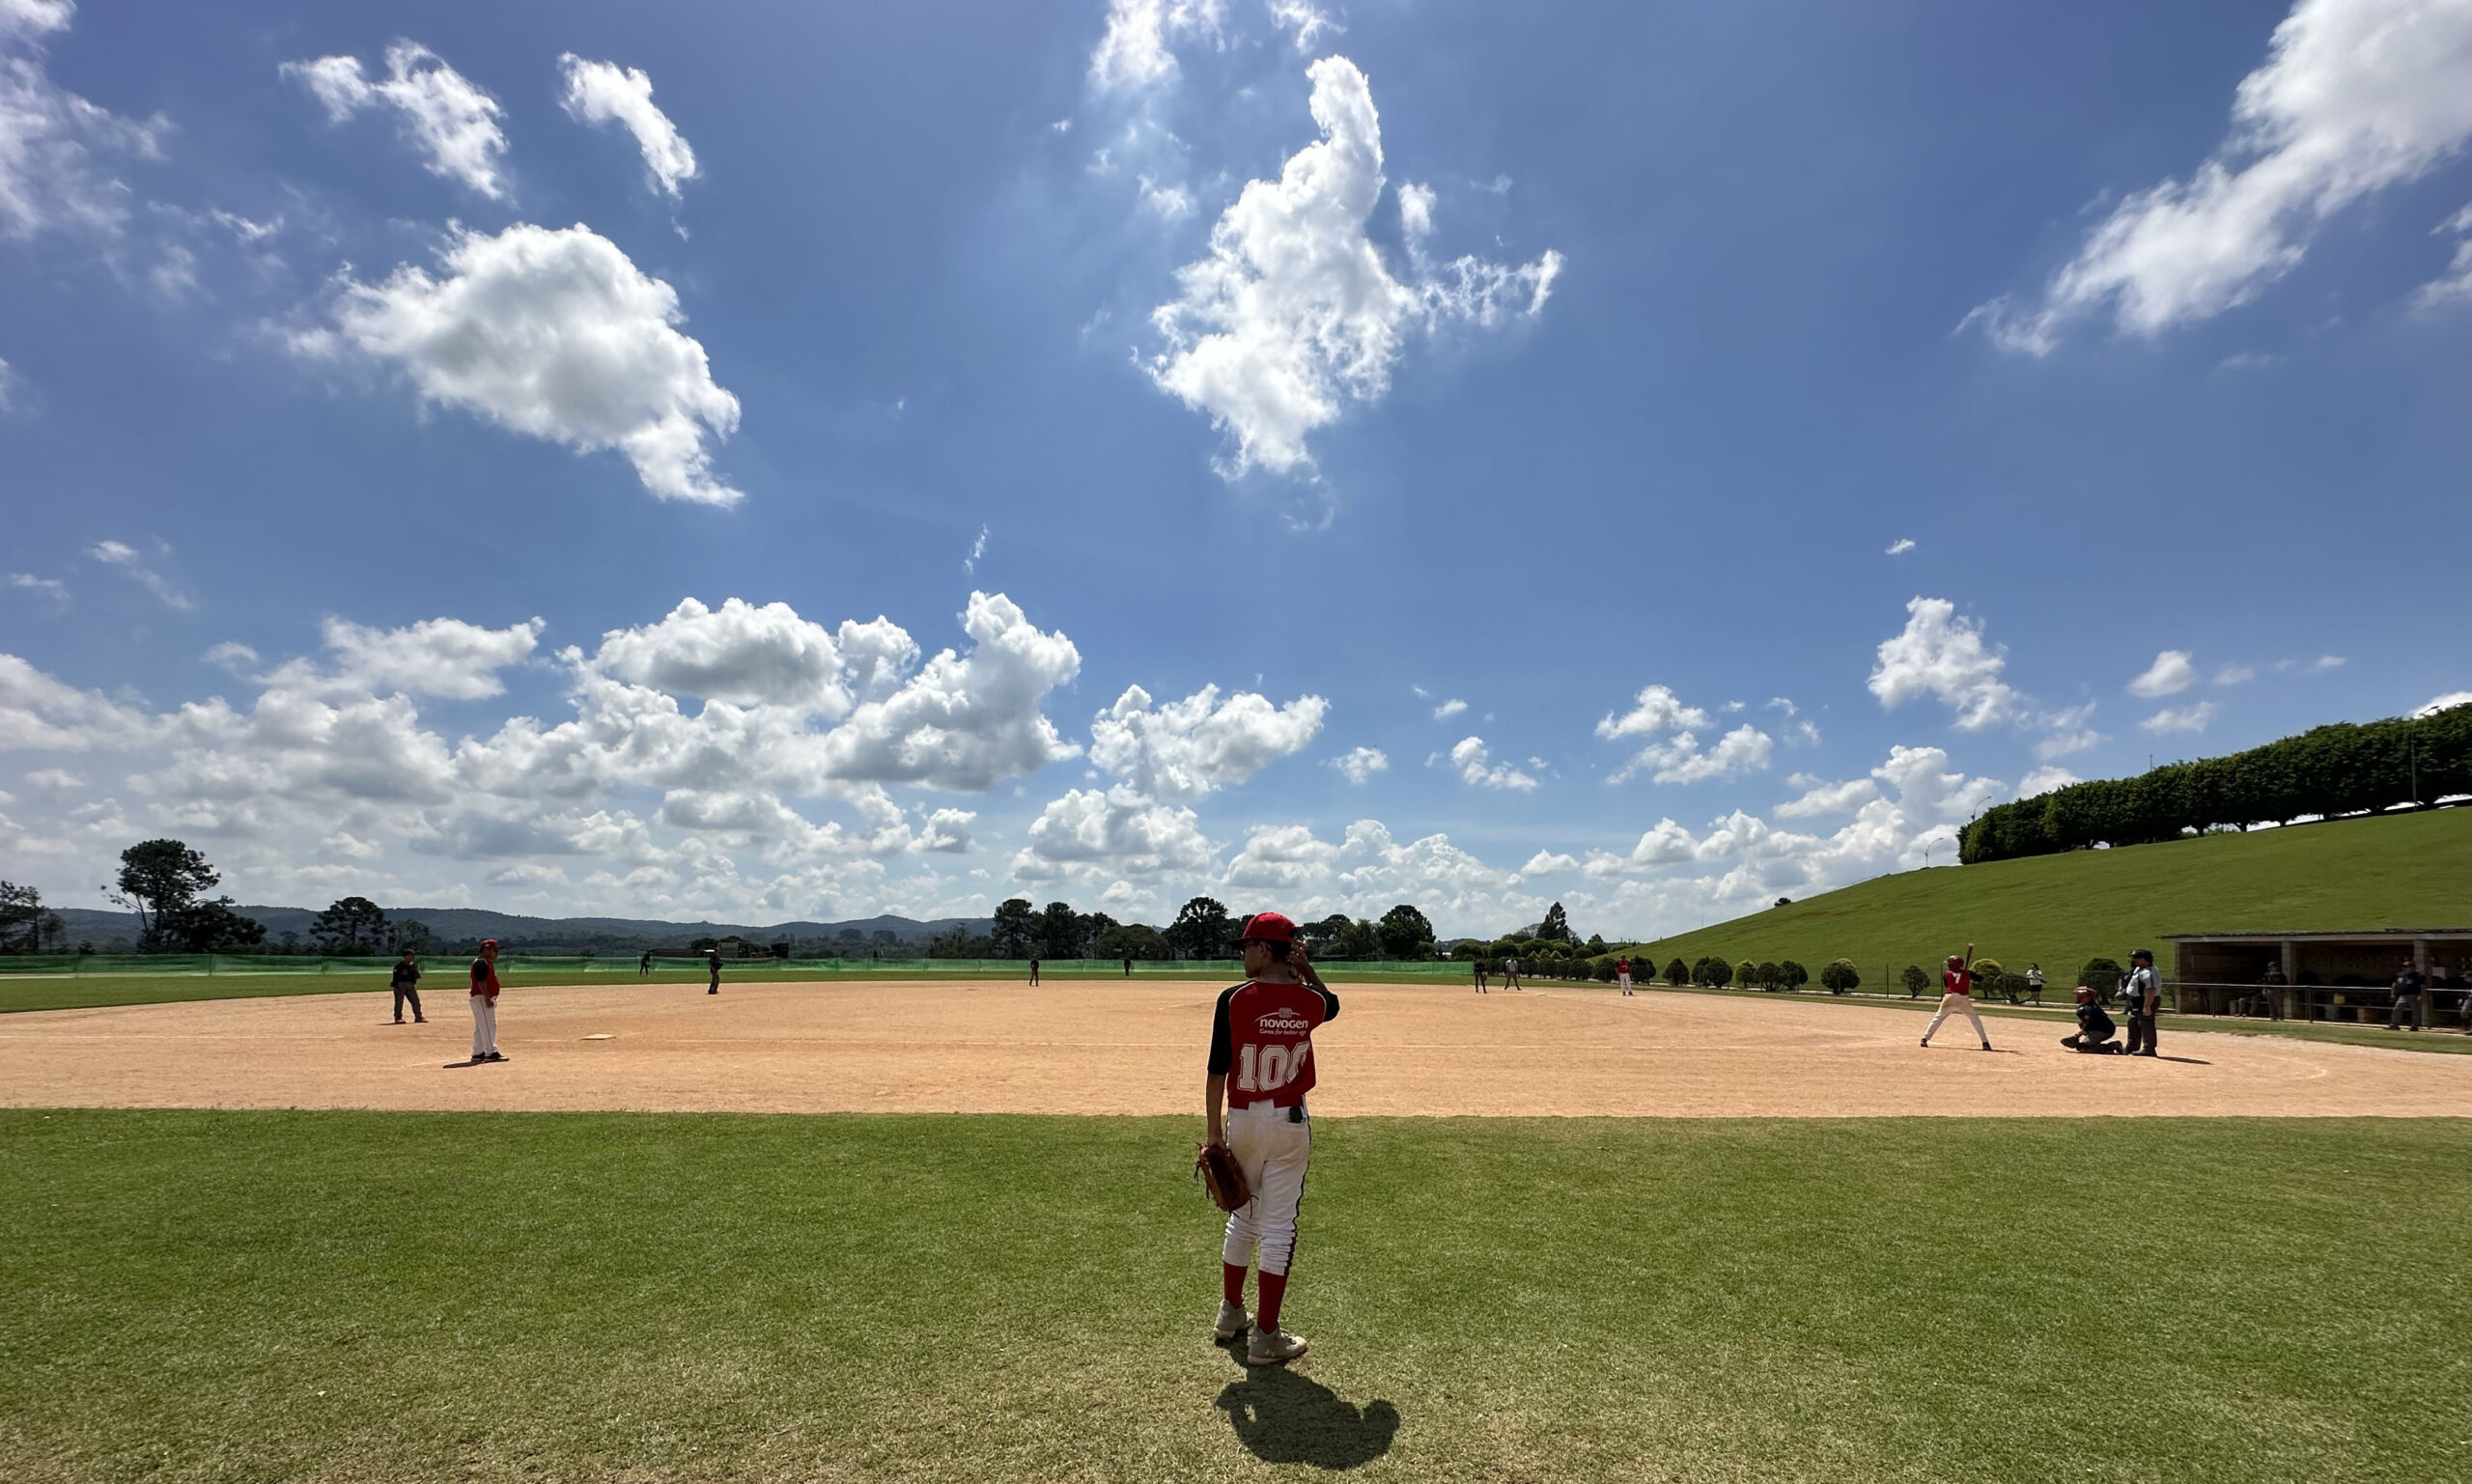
[1194,1140,1250,1212]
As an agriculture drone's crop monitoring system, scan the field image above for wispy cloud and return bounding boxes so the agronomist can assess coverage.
[2141,700,2217,734]
[87,539,191,610]
[1431,697,1467,721]
[8,572,69,608]
[963,524,989,576]
[1885,537,1915,556]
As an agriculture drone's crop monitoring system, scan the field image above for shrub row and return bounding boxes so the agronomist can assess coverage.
[1961,703,2472,863]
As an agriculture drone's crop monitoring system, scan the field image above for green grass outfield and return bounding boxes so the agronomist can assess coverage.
[1637,804,2472,985]
[4,1111,2465,1482]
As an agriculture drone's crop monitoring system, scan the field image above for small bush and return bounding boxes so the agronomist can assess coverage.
[2081,957,2124,1001]
[1665,957,1689,986]
[1900,964,1930,997]
[1820,959,1860,994]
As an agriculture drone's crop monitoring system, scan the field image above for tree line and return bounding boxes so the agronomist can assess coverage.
[934,897,1445,961]
[1961,702,2472,864]
[0,839,440,956]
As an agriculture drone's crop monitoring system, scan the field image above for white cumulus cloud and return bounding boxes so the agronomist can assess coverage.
[1774,775,1880,818]
[1088,0,1224,93]
[1976,0,2472,351]
[2018,766,2082,798]
[1086,683,1327,802]
[1868,597,2016,731]
[590,597,853,711]
[1146,56,1559,477]
[1447,735,1536,791]
[2127,650,2195,698]
[302,222,743,504]
[558,55,697,201]
[283,41,510,200]
[1430,697,1467,720]
[1595,684,1711,741]
[1326,744,1388,785]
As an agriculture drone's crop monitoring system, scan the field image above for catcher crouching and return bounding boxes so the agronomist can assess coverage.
[1201,910,1338,1366]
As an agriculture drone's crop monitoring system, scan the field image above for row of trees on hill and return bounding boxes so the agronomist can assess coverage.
[941,897,1446,961]
[1962,703,2472,863]
[0,840,450,956]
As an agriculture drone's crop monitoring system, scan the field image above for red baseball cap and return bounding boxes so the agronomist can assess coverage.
[1241,911,1296,943]
[480,938,500,949]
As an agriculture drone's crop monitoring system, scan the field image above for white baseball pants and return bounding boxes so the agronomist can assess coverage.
[1221,1101,1312,1277]
[470,996,497,1058]
[1617,971,1633,994]
[1924,993,1985,1044]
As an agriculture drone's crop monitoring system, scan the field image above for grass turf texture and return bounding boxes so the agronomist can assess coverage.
[5,1111,2466,1483]
[1639,804,2472,987]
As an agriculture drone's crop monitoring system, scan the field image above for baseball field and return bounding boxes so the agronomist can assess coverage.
[6,978,2468,1481]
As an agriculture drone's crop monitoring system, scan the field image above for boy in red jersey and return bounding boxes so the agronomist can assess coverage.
[466,938,504,1064]
[1204,910,1338,1366]
[1920,947,1993,1051]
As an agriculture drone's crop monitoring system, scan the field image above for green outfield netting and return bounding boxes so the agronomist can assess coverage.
[0,954,1470,979]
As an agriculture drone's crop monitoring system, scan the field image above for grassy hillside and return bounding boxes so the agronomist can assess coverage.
[1634,805,2472,986]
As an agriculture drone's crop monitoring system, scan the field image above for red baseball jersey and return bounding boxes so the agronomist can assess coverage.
[470,957,501,998]
[1944,967,1973,995]
[1207,978,1336,1107]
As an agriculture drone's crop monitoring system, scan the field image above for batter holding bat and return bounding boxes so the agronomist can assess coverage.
[1920,941,1994,1051]
[1200,910,1337,1367]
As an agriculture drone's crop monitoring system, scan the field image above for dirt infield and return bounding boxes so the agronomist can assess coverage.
[5,978,2468,1117]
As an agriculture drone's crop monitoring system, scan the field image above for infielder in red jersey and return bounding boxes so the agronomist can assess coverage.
[467,938,505,1064]
[1204,910,1338,1367]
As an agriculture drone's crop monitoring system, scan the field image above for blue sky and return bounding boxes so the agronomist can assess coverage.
[2,0,2467,937]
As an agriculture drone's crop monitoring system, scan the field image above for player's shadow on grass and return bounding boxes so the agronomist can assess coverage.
[1213,1360,1398,1470]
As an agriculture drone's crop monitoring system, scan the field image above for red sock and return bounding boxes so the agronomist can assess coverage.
[1256,1271,1288,1331]
[1222,1262,1248,1306]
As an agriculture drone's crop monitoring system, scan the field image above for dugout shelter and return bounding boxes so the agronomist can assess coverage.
[2164,928,2472,1026]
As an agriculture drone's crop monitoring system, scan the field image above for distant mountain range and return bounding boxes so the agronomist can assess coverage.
[48,906,993,954]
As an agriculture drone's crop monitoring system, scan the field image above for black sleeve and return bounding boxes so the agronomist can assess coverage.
[1317,986,1339,1022]
[1206,983,1242,1075]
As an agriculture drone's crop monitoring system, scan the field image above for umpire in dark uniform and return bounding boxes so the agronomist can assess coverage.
[389,949,425,1023]
[2123,948,2161,1057]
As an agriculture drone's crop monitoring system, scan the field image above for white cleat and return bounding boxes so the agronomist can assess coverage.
[1246,1327,1308,1366]
[1213,1301,1250,1343]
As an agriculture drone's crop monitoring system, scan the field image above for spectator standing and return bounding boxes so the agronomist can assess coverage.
[2024,964,2044,1004]
[2389,960,2426,1032]
[467,938,504,1064]
[389,949,425,1024]
[2122,948,2161,1056]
